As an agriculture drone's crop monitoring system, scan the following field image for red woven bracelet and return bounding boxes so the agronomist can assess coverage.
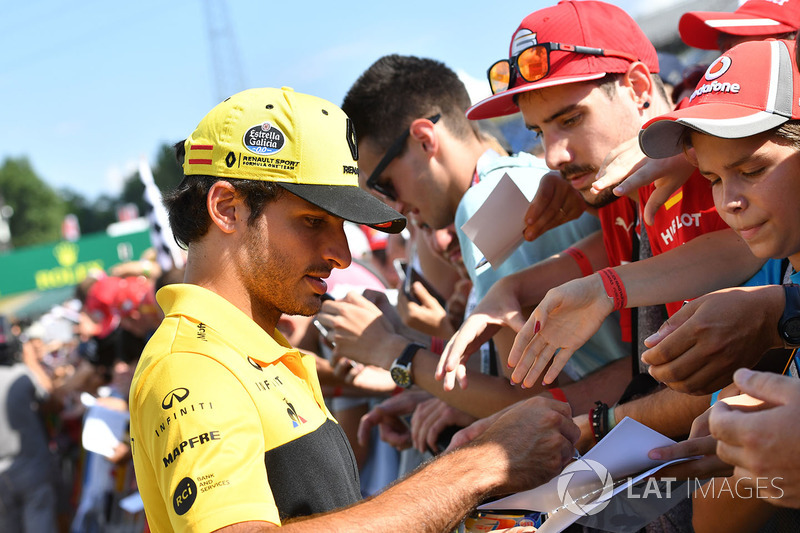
[564,246,594,277]
[598,268,627,311]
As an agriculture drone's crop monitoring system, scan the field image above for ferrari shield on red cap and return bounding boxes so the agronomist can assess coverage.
[639,39,800,159]
[467,0,658,120]
[679,0,800,51]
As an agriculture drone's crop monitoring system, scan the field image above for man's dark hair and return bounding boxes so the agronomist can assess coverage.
[166,140,284,248]
[596,72,669,104]
[341,54,479,151]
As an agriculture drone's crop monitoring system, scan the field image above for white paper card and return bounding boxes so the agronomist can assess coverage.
[119,491,145,514]
[81,404,130,458]
[479,418,695,533]
[461,173,530,269]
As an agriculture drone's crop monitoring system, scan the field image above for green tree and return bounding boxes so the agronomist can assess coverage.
[153,142,184,192]
[0,157,66,248]
[59,189,118,235]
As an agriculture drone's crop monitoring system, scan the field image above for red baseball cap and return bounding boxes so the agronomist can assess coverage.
[359,225,388,252]
[639,39,800,159]
[679,0,800,51]
[466,0,659,120]
[85,276,156,338]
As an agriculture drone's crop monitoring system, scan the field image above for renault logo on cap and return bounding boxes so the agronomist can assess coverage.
[346,118,358,160]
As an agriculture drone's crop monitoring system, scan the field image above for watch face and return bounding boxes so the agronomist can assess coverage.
[391,366,411,388]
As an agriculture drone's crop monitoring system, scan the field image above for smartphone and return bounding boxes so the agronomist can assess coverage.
[392,258,408,286]
[313,293,336,347]
[394,260,447,308]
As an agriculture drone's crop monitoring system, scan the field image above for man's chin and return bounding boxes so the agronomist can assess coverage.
[282,298,323,318]
[582,187,619,209]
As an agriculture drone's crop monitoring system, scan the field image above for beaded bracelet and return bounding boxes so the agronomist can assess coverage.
[591,401,609,444]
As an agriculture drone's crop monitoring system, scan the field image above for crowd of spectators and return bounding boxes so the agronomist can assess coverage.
[6,0,800,531]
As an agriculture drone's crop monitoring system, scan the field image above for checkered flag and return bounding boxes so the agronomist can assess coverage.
[139,157,185,271]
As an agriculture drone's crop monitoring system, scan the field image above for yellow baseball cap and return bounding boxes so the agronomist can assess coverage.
[184,87,406,233]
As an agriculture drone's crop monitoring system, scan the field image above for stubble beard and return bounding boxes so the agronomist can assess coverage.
[240,227,326,320]
[561,164,619,209]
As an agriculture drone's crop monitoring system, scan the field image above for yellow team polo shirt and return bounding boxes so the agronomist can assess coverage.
[129,284,360,533]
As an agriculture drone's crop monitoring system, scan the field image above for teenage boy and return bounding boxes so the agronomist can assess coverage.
[640,37,800,512]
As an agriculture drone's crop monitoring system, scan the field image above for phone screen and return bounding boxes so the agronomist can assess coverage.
[403,263,447,308]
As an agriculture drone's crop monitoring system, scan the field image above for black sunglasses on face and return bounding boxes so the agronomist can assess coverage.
[366,114,441,202]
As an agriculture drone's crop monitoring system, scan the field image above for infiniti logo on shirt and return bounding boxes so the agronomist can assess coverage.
[162,387,190,409]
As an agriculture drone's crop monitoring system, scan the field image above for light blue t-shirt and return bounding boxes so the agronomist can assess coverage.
[455,150,627,380]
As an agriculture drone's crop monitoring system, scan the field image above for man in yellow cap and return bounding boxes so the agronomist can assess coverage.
[128,86,579,532]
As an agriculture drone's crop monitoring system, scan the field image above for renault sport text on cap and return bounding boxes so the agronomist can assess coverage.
[183,87,406,234]
[639,39,800,159]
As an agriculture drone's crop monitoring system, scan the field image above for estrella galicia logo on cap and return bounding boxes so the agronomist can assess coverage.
[705,56,732,81]
[244,122,285,155]
[173,477,197,515]
[162,387,190,409]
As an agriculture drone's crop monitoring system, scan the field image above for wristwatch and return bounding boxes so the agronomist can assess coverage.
[779,283,800,347]
[390,343,425,389]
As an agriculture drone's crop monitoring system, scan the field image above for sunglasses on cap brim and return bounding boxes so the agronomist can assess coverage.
[366,114,441,202]
[487,42,638,94]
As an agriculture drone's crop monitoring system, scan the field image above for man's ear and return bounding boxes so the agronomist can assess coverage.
[408,116,440,156]
[623,62,654,111]
[207,181,244,234]
[683,146,699,167]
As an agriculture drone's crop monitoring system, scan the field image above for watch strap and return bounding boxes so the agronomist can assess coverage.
[396,342,425,366]
[779,284,800,348]
[390,342,425,388]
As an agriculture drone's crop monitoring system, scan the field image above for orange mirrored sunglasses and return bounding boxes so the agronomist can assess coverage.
[487,42,638,94]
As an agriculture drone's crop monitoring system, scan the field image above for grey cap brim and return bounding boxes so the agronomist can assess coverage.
[640,107,790,159]
[279,182,406,234]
